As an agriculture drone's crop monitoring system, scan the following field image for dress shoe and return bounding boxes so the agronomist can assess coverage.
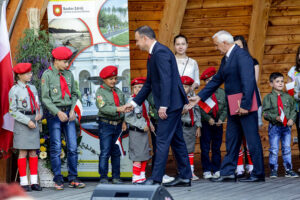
[142,179,161,185]
[211,175,236,182]
[112,178,124,184]
[236,173,246,179]
[31,184,42,191]
[163,177,191,187]
[239,176,265,182]
[21,185,32,192]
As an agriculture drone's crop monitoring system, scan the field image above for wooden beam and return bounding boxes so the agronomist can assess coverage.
[158,0,188,49]
[247,0,272,84]
[6,0,20,31]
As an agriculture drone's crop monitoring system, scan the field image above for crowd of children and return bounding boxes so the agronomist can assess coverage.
[9,42,300,192]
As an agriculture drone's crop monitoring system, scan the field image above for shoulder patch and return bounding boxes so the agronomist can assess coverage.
[97,95,105,107]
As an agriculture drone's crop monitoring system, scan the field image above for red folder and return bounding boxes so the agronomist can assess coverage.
[227,92,258,116]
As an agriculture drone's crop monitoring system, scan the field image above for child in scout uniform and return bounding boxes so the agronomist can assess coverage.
[96,65,127,184]
[199,67,227,179]
[125,77,154,184]
[41,46,85,190]
[9,63,43,192]
[263,72,299,178]
[181,76,201,181]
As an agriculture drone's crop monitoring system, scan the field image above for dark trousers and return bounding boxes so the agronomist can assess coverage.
[221,111,265,178]
[151,109,192,182]
[98,121,121,179]
[150,119,157,172]
[200,121,223,173]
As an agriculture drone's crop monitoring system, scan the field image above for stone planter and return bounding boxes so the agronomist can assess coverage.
[38,159,55,188]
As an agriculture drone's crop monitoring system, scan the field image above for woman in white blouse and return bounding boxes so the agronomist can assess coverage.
[174,34,200,90]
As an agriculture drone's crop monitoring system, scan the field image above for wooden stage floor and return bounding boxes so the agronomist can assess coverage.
[30,177,300,200]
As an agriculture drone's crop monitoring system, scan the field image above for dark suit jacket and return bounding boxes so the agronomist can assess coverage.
[133,42,188,112]
[198,45,261,110]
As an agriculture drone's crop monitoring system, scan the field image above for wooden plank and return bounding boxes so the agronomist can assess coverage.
[272,0,300,7]
[181,25,249,38]
[6,0,20,31]
[270,6,300,17]
[128,2,164,11]
[186,0,252,9]
[181,16,251,29]
[265,35,300,45]
[262,54,295,64]
[248,0,272,86]
[184,6,252,19]
[157,0,187,49]
[269,16,300,26]
[128,11,163,21]
[265,44,299,55]
[267,25,300,36]
[129,20,160,31]
[262,63,295,73]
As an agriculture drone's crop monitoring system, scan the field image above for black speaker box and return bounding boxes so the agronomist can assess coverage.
[91,184,174,200]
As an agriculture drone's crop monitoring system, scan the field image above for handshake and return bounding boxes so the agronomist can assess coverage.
[117,103,134,113]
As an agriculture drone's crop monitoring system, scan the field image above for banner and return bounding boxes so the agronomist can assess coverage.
[47,0,131,178]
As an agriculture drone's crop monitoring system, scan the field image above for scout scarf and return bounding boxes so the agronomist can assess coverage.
[100,85,120,115]
[25,85,36,114]
[212,93,219,118]
[49,66,71,99]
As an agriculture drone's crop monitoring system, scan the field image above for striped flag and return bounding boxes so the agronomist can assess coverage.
[286,81,295,97]
[115,131,126,158]
[280,107,288,127]
[198,97,216,113]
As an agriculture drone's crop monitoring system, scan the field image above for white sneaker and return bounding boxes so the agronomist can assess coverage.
[192,173,199,181]
[212,171,220,179]
[162,174,175,184]
[203,171,212,179]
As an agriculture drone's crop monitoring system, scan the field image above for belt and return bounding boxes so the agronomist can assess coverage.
[99,118,122,126]
[20,110,34,115]
[57,106,71,112]
[182,122,193,127]
[129,126,145,133]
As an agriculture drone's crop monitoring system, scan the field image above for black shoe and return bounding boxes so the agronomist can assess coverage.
[236,173,246,179]
[239,175,265,182]
[99,178,109,184]
[112,178,124,184]
[211,175,236,182]
[142,179,161,185]
[31,184,42,191]
[163,177,191,187]
[21,185,32,192]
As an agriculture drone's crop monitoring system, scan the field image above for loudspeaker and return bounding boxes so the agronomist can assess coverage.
[91,184,174,200]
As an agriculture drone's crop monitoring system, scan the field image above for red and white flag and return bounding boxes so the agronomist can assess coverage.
[74,99,83,122]
[286,81,295,97]
[115,131,126,158]
[280,107,288,127]
[0,0,15,159]
[198,97,216,113]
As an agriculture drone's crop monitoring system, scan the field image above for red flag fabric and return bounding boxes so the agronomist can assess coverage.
[278,94,288,126]
[211,93,219,118]
[0,0,14,159]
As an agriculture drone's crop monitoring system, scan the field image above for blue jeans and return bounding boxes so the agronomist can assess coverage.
[98,120,121,179]
[47,111,78,182]
[268,124,292,171]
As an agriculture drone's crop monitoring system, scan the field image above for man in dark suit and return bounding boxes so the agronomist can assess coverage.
[125,25,192,186]
[188,30,265,182]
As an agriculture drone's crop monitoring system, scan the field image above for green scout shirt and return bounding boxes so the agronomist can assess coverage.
[147,93,159,121]
[95,83,125,121]
[200,88,227,122]
[41,65,77,115]
[263,89,296,125]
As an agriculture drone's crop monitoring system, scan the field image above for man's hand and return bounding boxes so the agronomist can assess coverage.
[216,119,223,126]
[144,125,149,132]
[117,106,125,113]
[69,110,76,121]
[209,118,215,126]
[186,96,201,110]
[35,114,42,121]
[158,107,168,120]
[287,119,294,127]
[28,120,36,129]
[195,127,201,137]
[57,111,68,122]
[122,121,127,131]
[123,103,134,113]
[235,107,249,116]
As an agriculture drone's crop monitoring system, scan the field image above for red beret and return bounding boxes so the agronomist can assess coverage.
[100,65,118,79]
[13,63,32,74]
[131,77,146,86]
[200,67,216,80]
[181,76,194,85]
[52,46,73,60]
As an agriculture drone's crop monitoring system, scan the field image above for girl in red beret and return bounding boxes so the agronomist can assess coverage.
[9,63,43,192]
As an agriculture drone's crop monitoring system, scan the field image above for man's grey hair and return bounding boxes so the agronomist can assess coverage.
[212,30,234,44]
[135,25,156,39]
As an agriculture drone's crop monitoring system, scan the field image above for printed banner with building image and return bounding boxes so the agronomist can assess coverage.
[47,0,131,178]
